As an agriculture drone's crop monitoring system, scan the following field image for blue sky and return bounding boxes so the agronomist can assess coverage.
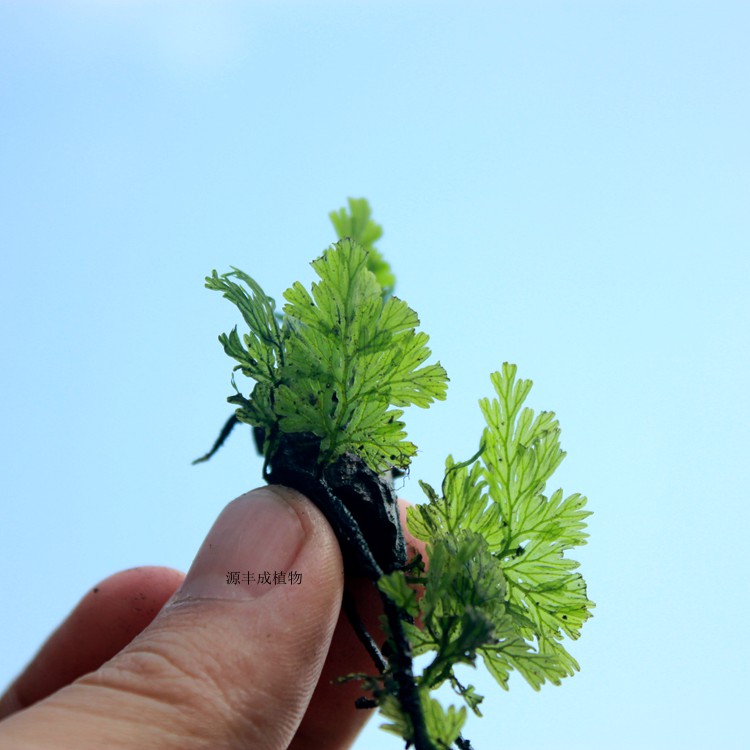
[1,2,748,748]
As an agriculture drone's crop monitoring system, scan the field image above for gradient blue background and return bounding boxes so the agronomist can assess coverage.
[1,2,748,748]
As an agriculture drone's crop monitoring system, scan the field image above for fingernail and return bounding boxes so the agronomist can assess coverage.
[178,488,306,600]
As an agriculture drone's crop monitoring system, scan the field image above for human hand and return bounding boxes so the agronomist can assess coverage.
[0,486,388,749]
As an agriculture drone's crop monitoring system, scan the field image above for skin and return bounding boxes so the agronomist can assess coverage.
[0,487,424,750]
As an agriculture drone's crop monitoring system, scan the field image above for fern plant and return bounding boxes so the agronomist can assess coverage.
[196,198,593,749]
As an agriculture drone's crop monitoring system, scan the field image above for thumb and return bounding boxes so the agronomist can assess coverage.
[1,487,345,750]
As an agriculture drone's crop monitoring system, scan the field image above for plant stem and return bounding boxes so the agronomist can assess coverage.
[342,590,387,674]
[380,590,437,750]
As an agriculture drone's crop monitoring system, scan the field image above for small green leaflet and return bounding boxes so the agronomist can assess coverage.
[478,364,593,659]
[379,690,467,749]
[329,196,395,296]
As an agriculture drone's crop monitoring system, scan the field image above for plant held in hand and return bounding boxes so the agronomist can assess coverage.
[196,199,594,749]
